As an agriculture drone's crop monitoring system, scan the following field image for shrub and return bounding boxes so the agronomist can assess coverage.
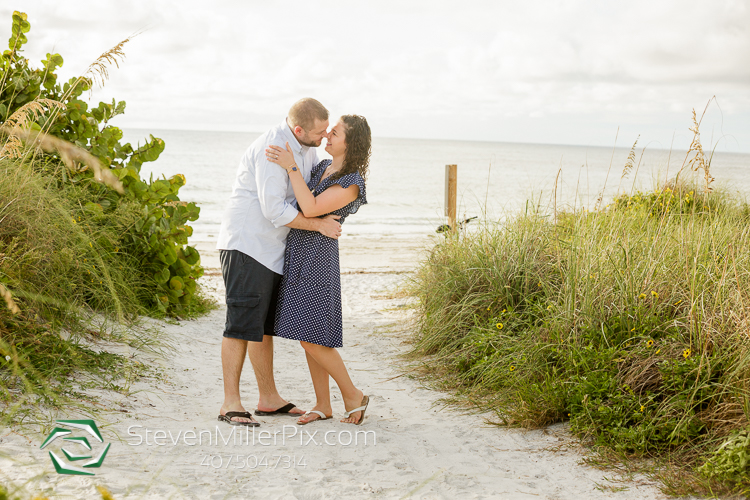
[1,10,203,316]
[408,154,750,494]
[0,11,211,422]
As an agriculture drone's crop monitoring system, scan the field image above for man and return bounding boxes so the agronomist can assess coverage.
[216,98,340,426]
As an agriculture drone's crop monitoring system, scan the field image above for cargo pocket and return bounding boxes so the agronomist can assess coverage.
[224,295,262,337]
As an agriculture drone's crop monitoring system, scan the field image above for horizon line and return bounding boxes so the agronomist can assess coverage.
[118,125,750,155]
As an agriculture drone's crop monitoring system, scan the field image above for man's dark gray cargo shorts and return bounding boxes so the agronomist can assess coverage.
[219,249,281,342]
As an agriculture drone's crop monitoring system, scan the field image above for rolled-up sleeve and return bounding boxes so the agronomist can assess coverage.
[255,149,299,228]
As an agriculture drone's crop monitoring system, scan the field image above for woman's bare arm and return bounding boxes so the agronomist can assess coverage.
[266,142,359,217]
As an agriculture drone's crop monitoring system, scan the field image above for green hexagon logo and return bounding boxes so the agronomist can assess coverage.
[40,419,110,475]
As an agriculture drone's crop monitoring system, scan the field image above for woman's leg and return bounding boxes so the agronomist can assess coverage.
[297,349,333,424]
[300,341,365,424]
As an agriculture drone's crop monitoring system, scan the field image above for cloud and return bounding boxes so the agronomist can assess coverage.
[1,0,748,150]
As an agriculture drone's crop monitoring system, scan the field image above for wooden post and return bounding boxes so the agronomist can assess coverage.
[445,164,457,231]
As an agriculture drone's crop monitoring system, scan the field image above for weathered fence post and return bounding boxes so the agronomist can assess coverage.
[445,164,457,231]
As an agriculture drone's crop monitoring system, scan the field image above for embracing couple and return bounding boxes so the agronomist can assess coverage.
[215,98,370,427]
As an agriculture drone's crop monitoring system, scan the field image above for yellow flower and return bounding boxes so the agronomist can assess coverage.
[674,300,682,306]
[630,327,636,332]
[655,349,661,355]
[502,309,506,313]
[547,305,553,310]
[538,283,542,288]
[496,323,503,330]
[647,339,654,347]
[72,218,77,224]
[89,242,93,248]
[640,405,645,412]
[509,366,515,372]
[651,291,659,299]
[487,306,491,311]
[639,293,646,300]
[683,348,691,359]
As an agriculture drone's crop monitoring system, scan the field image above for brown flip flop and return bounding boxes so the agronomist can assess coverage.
[218,411,260,427]
[254,402,298,416]
[342,395,369,425]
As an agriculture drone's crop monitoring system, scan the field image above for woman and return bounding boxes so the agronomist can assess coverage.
[265,114,370,425]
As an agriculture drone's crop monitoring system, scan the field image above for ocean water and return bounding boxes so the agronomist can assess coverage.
[121,128,750,242]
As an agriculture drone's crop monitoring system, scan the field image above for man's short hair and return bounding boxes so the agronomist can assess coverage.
[288,98,328,131]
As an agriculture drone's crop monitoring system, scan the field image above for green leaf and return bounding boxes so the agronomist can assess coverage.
[154,268,170,284]
[157,245,178,266]
[83,202,104,216]
[43,52,63,71]
[182,245,200,265]
[169,276,184,291]
[114,100,126,116]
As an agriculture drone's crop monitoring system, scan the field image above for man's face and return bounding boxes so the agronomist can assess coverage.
[296,118,329,147]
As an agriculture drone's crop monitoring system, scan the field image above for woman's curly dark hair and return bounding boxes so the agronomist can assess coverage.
[331,114,371,182]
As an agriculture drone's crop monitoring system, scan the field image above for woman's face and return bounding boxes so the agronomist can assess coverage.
[324,120,347,158]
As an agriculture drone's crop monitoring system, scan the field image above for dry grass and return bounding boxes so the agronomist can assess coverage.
[0,125,124,194]
[0,283,20,315]
[681,99,716,193]
[0,99,65,159]
[1,99,64,131]
[406,102,750,495]
[84,36,132,90]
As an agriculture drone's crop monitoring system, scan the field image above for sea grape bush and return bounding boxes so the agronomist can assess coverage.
[0,12,202,314]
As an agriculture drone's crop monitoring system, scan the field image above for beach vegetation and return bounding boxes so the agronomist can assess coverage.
[408,107,750,496]
[0,11,211,425]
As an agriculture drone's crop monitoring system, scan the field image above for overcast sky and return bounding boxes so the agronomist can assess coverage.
[4,1,749,152]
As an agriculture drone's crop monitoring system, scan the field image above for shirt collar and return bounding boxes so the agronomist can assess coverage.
[281,118,306,155]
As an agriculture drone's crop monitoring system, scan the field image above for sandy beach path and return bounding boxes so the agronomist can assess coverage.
[1,236,665,499]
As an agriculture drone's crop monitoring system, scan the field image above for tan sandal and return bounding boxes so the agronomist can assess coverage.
[342,395,369,425]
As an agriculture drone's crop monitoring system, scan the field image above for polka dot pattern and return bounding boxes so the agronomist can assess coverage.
[275,160,367,347]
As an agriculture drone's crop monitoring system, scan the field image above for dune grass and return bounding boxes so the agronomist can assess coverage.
[0,155,213,426]
[407,151,750,494]
[0,11,213,428]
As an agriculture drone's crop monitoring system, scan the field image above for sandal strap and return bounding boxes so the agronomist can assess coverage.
[224,411,253,419]
[343,405,367,418]
[303,410,328,419]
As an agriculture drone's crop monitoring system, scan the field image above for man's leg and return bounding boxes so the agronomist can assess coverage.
[247,335,278,404]
[219,337,255,423]
[218,249,260,424]
[248,266,305,415]
[247,335,305,414]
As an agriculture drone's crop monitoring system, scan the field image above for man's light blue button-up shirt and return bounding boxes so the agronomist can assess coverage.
[216,119,318,274]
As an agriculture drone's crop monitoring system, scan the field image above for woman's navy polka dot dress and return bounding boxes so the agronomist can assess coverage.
[275,159,367,348]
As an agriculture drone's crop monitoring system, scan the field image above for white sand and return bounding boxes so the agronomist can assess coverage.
[0,236,665,499]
